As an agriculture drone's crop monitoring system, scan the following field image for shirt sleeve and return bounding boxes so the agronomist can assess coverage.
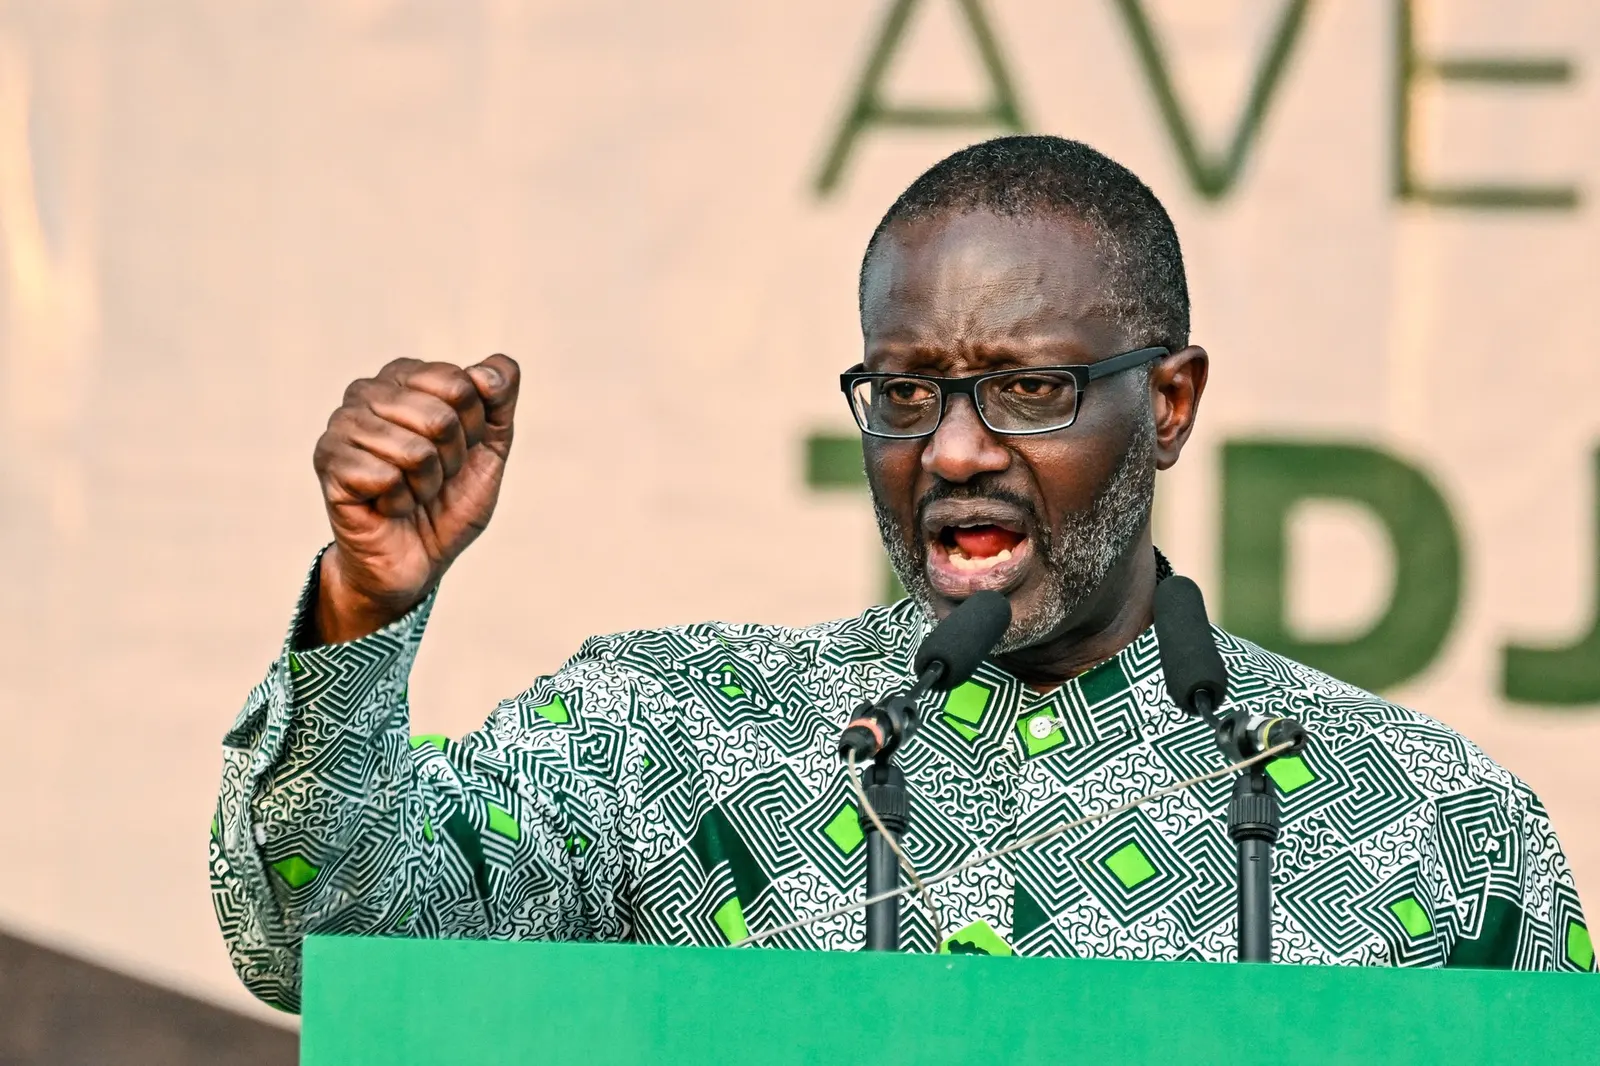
[1443,773,1593,973]
[209,553,651,1012]
[1509,786,1593,971]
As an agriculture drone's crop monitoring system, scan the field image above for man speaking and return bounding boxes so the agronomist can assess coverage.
[211,136,1591,1010]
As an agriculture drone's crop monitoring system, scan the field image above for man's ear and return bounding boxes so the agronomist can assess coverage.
[1150,346,1208,471]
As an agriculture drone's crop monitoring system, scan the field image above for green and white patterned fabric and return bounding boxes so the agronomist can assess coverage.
[211,552,1594,1011]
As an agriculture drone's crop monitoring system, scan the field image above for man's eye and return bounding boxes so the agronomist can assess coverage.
[882,379,934,403]
[1005,376,1062,398]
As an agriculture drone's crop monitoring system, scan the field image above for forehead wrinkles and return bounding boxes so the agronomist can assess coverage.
[861,211,1118,348]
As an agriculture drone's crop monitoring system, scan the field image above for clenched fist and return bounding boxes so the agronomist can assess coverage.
[310,354,520,644]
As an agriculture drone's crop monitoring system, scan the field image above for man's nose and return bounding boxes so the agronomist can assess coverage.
[921,396,1011,483]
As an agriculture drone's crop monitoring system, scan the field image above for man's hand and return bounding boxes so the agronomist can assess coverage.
[310,354,520,644]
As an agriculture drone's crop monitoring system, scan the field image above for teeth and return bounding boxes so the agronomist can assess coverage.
[945,545,1013,572]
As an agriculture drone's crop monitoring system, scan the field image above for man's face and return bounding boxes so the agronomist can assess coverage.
[859,210,1158,651]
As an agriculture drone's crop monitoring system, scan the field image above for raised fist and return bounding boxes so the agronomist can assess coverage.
[310,354,520,644]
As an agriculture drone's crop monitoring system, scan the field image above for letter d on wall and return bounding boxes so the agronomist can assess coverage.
[1221,441,1462,693]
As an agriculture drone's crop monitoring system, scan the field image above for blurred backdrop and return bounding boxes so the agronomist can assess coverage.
[1,0,1597,1056]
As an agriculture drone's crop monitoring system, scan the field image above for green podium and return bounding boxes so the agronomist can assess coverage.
[302,937,1597,1064]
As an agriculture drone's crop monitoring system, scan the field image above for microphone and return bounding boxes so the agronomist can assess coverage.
[1154,575,1307,759]
[912,590,1012,688]
[838,591,1011,761]
[1154,576,1228,719]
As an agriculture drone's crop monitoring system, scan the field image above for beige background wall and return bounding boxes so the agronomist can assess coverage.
[1,0,1596,1023]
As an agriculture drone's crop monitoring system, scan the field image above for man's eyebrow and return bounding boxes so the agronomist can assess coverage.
[863,346,952,373]
[867,346,1092,377]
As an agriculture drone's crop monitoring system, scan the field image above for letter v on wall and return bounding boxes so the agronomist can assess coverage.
[1112,0,1312,200]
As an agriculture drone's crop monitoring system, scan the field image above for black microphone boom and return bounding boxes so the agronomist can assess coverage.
[838,591,1011,762]
[912,591,1012,691]
[1153,576,1228,719]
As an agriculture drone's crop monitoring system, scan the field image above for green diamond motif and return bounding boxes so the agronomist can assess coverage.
[532,695,570,725]
[943,680,992,726]
[271,855,319,889]
[565,833,590,855]
[1266,755,1315,793]
[713,897,749,943]
[422,815,434,843]
[1016,708,1065,757]
[1078,657,1127,706]
[938,919,1013,956]
[941,715,979,741]
[823,803,864,855]
[713,666,745,699]
[1104,842,1157,889]
[287,652,303,675]
[1568,921,1594,971]
[409,734,447,751]
[1389,896,1432,938]
[487,803,520,842]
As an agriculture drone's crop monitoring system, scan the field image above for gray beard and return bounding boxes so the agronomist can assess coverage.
[873,414,1157,654]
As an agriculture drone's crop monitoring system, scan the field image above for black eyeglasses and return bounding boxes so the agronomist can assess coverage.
[840,346,1168,439]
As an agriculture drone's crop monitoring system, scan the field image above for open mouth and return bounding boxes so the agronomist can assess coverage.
[920,500,1036,598]
[939,523,1026,571]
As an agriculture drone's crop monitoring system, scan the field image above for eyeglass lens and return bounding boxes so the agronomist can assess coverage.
[850,369,1083,437]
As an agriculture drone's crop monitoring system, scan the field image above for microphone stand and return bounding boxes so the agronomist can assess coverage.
[841,665,945,952]
[1154,575,1303,964]
[1195,691,1282,964]
[1228,769,1277,962]
[858,756,909,951]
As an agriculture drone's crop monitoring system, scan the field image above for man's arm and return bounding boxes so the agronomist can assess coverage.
[210,560,449,1012]
[210,351,650,1011]
[210,556,646,1011]
[1439,773,1593,972]
[1506,786,1592,971]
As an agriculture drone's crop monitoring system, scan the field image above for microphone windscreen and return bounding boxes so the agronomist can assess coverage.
[1153,576,1228,713]
[914,591,1012,689]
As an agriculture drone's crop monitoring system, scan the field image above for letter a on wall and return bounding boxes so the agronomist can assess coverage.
[814,0,1027,196]
[1221,440,1463,693]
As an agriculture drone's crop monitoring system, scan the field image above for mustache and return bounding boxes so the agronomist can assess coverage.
[914,479,1042,531]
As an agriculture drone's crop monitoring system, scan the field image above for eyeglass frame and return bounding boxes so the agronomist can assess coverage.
[839,346,1170,439]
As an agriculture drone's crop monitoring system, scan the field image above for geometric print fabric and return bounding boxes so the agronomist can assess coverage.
[211,553,1594,1012]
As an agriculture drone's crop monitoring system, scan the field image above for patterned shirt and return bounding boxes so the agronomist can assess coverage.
[210,554,1595,1011]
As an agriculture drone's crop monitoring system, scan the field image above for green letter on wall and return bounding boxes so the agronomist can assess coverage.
[1393,0,1578,209]
[1501,447,1600,707]
[1222,440,1463,693]
[814,0,1026,196]
[1112,0,1311,201]
[805,431,906,602]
